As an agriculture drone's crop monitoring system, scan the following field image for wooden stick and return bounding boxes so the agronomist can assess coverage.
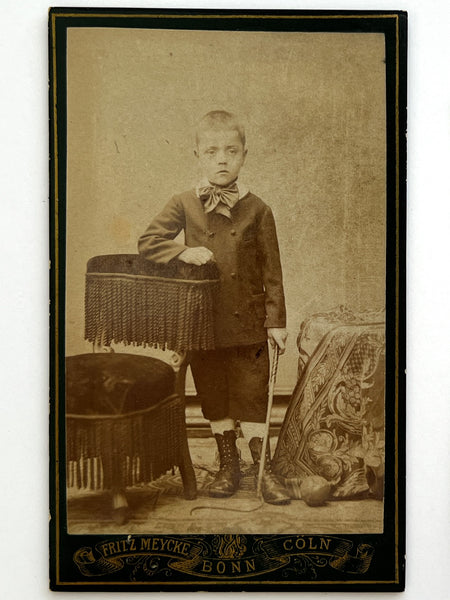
[256,345,280,499]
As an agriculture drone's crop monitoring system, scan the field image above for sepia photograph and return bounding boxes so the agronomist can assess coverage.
[50,8,406,591]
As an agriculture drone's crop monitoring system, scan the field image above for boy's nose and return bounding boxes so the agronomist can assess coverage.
[217,151,227,163]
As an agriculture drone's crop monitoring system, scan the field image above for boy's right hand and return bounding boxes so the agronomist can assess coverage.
[178,247,214,266]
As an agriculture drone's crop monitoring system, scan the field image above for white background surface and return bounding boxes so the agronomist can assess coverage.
[1,0,449,598]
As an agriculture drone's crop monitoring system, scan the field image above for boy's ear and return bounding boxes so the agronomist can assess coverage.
[194,149,199,158]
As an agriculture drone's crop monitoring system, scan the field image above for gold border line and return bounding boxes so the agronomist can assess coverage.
[55,579,398,586]
[51,10,61,584]
[52,11,402,587]
[52,13,399,19]
[395,13,400,584]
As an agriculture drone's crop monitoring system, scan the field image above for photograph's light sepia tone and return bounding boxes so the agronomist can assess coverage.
[66,28,387,391]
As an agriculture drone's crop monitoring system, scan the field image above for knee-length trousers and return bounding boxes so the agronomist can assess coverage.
[189,342,270,423]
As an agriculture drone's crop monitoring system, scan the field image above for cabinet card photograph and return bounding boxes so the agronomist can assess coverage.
[50,8,406,592]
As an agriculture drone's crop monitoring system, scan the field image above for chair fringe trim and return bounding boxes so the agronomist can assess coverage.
[85,273,217,352]
[66,395,185,490]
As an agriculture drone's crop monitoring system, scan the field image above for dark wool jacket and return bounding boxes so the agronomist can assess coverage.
[138,189,286,348]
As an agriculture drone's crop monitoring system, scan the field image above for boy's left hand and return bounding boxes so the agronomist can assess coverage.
[267,328,288,354]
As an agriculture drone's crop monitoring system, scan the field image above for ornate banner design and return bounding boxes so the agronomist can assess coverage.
[73,535,374,580]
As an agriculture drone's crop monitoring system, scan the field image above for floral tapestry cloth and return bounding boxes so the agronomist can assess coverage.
[273,307,385,500]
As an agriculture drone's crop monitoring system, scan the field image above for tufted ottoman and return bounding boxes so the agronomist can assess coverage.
[66,353,197,522]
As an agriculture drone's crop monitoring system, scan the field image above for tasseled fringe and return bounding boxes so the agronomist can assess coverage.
[66,395,185,491]
[85,273,217,352]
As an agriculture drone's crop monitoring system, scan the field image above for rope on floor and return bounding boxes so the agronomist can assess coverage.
[190,501,265,515]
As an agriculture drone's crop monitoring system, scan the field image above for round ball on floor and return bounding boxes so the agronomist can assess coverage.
[300,475,331,506]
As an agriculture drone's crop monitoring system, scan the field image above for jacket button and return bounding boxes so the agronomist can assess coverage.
[230,272,236,279]
[208,231,215,238]
[230,229,237,236]
[233,311,240,317]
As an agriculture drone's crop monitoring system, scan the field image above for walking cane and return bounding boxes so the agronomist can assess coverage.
[190,343,281,516]
[256,344,280,499]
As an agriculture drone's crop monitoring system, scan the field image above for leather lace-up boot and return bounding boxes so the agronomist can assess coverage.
[208,430,241,498]
[249,437,291,505]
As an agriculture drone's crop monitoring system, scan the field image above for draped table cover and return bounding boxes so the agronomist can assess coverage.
[273,307,385,500]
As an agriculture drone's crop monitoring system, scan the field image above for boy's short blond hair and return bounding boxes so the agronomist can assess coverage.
[195,110,246,147]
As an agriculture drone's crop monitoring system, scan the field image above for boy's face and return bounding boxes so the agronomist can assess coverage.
[195,128,247,187]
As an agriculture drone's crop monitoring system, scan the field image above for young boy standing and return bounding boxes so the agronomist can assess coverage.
[138,110,290,505]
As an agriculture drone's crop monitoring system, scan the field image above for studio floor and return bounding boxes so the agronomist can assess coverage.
[67,437,384,535]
